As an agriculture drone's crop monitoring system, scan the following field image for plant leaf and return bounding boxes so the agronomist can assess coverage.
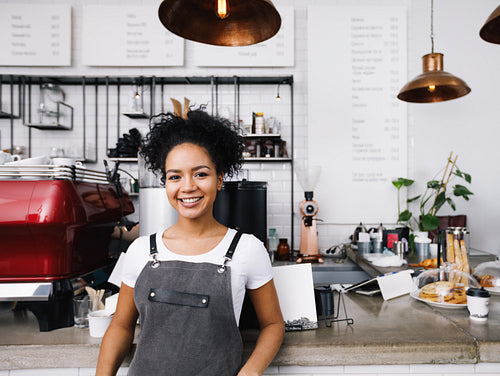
[454,184,474,200]
[433,191,446,212]
[398,209,412,222]
[427,180,441,189]
[392,177,414,189]
[407,195,421,203]
[421,214,440,231]
[453,169,463,178]
[392,179,403,189]
[463,173,472,184]
[402,178,414,187]
[446,197,456,211]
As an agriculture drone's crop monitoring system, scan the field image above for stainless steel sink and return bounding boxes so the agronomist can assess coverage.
[273,258,370,285]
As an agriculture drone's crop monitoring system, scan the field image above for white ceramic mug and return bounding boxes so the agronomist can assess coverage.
[51,157,83,167]
[88,310,113,338]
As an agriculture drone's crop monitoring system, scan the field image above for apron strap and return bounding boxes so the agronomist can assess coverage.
[218,231,243,274]
[149,233,160,268]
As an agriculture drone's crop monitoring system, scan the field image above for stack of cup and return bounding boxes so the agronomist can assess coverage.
[357,232,371,255]
[370,233,383,254]
[414,236,431,262]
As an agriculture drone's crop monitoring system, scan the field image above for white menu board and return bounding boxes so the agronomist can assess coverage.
[82,5,184,66]
[307,5,407,224]
[192,6,294,67]
[0,5,71,66]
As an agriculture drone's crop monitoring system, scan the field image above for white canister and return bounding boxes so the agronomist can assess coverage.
[254,113,265,134]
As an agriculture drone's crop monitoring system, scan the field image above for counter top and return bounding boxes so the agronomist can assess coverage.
[1,288,500,369]
[1,251,499,370]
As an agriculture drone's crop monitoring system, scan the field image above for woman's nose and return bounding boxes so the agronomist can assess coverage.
[181,176,196,191]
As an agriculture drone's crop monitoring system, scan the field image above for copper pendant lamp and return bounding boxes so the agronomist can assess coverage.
[158,0,281,47]
[397,0,471,103]
[480,5,500,44]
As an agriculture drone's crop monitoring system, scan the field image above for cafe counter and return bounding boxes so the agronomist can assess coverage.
[1,251,500,374]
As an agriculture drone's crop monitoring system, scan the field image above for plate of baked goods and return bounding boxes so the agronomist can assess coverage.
[410,282,467,309]
[411,266,480,309]
[472,257,500,295]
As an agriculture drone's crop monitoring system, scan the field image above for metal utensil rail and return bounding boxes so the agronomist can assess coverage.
[0,164,110,184]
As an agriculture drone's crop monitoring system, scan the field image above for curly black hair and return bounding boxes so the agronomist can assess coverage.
[140,109,244,185]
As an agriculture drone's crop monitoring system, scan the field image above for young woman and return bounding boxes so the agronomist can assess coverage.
[95,110,284,376]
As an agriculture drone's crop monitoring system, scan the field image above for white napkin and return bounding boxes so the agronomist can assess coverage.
[364,253,407,267]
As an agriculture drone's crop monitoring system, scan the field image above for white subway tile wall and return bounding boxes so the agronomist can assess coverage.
[0,0,371,251]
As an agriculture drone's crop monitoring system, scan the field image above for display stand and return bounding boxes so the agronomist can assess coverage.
[320,290,354,327]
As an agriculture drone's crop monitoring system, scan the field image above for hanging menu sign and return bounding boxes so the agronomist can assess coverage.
[82,5,184,66]
[307,5,407,223]
[192,6,294,67]
[0,5,71,66]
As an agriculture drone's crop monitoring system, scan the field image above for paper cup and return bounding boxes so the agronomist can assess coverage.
[466,288,490,322]
[88,310,113,337]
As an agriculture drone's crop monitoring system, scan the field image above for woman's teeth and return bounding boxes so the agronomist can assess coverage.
[181,197,201,203]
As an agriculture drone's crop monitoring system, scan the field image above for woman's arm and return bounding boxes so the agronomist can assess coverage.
[95,283,139,376]
[238,279,284,376]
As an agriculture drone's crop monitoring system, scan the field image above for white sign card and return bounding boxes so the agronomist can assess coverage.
[272,264,318,331]
[307,5,407,223]
[82,5,184,66]
[0,5,71,66]
[192,6,294,67]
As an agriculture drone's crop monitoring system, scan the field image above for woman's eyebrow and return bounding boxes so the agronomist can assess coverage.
[166,165,211,174]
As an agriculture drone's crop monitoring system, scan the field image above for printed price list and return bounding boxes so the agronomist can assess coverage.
[0,5,71,66]
[349,12,407,183]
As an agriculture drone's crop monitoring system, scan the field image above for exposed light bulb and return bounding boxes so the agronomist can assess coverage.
[428,84,436,92]
[276,94,281,101]
[135,92,140,99]
[217,0,229,19]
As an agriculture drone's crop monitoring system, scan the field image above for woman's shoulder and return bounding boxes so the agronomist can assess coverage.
[125,233,155,258]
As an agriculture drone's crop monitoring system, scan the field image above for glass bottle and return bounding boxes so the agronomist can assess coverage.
[268,228,279,264]
[277,238,290,261]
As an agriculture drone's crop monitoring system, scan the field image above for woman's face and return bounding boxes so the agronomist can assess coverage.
[164,143,222,221]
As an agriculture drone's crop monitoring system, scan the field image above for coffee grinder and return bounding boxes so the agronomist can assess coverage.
[296,164,323,263]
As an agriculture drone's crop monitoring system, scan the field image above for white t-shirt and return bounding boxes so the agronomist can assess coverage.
[121,228,273,324]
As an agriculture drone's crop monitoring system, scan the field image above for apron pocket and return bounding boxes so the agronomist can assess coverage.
[148,288,209,308]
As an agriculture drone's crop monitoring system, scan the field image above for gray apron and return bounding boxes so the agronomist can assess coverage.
[128,231,244,376]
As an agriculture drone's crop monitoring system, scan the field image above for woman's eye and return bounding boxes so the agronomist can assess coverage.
[167,175,181,181]
[195,172,208,178]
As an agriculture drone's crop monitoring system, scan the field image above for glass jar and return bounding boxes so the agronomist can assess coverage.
[277,238,290,261]
[254,112,265,134]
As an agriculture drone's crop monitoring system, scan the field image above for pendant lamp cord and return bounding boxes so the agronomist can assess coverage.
[430,0,435,53]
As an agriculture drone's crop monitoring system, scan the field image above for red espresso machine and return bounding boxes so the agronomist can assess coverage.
[0,163,134,331]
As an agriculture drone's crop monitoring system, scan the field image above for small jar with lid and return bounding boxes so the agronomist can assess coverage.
[254,113,265,134]
[277,238,290,261]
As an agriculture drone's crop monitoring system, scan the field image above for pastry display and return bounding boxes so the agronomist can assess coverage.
[472,257,500,292]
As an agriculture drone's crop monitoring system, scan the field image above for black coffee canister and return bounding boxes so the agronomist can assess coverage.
[213,180,267,246]
[314,285,335,317]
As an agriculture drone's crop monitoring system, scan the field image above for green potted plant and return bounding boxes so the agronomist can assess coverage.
[392,152,473,232]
